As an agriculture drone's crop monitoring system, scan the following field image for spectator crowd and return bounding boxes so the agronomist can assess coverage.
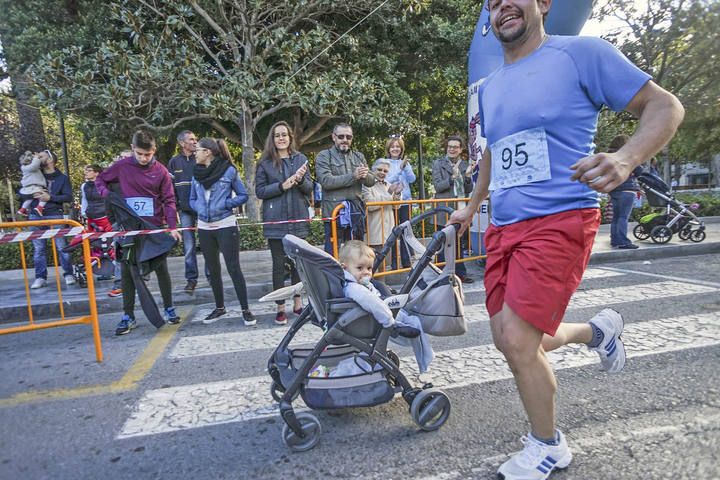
[14,123,481,334]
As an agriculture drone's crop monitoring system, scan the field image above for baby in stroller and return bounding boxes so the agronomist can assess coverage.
[268,209,459,452]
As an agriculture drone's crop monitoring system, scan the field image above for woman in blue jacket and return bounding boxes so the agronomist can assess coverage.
[190,138,255,325]
[255,121,312,325]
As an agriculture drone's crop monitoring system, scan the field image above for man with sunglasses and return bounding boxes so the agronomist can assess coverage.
[316,123,375,254]
[450,1,684,478]
[27,149,75,289]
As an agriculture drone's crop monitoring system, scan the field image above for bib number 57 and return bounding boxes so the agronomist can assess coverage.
[501,142,529,170]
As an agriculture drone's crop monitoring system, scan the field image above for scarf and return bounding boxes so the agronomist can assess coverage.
[193,156,231,189]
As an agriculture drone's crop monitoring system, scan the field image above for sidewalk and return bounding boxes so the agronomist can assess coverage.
[1,217,718,323]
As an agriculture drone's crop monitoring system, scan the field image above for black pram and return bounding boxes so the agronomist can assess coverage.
[632,169,706,244]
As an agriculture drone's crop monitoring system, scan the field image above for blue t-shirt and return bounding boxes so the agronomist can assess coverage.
[478,35,651,226]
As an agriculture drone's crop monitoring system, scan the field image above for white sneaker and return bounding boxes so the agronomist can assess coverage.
[65,274,77,286]
[588,308,626,373]
[30,278,47,289]
[498,430,572,480]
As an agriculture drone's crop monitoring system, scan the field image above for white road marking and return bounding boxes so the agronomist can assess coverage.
[598,266,720,289]
[418,410,720,479]
[120,312,720,438]
[171,280,715,359]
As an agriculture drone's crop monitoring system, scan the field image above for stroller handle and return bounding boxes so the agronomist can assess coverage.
[372,206,455,272]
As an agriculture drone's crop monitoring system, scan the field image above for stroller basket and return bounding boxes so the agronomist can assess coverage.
[289,345,394,410]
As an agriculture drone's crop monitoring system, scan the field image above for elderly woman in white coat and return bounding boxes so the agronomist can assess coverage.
[362,159,399,271]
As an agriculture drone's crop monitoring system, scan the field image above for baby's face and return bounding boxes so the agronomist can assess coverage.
[345,258,373,286]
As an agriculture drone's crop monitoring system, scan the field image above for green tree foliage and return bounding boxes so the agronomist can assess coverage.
[594,0,720,164]
[28,0,423,219]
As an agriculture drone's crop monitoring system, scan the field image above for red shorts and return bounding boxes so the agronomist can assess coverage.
[484,208,600,336]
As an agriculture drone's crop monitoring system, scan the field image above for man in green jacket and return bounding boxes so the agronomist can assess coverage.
[315,123,375,254]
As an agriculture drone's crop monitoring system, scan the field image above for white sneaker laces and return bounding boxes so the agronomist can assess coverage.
[515,435,547,468]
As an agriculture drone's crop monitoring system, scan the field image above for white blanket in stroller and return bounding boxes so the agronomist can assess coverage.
[343,271,434,373]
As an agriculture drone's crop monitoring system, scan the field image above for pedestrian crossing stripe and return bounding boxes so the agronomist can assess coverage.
[119,312,720,439]
[172,280,716,359]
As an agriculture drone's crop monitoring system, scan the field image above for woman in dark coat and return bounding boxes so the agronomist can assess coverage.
[255,121,313,325]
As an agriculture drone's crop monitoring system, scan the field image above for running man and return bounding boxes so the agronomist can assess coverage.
[450,1,684,478]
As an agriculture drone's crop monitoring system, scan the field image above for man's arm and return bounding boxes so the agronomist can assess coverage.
[449,148,491,232]
[95,163,119,197]
[571,80,684,192]
[50,175,73,204]
[159,170,178,229]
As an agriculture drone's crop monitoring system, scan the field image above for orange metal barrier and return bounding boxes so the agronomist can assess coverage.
[330,198,487,278]
[0,219,103,362]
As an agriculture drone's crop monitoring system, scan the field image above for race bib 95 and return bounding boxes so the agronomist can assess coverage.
[489,127,552,190]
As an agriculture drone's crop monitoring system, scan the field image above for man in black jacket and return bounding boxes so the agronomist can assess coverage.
[168,130,199,293]
[27,150,75,289]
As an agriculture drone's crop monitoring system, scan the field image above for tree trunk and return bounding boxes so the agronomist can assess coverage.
[14,74,47,152]
[238,110,259,221]
[662,145,671,184]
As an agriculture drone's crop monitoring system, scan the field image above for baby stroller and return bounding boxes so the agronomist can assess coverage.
[267,208,458,452]
[63,223,116,288]
[632,169,706,244]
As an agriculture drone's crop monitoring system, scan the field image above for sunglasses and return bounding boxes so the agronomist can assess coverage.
[336,134,353,140]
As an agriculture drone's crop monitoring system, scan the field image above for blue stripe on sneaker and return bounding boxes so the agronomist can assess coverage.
[546,456,557,464]
[607,343,617,356]
[606,336,616,351]
[541,460,554,469]
[537,465,549,474]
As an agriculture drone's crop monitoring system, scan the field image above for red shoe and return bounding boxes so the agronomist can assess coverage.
[275,311,288,325]
[33,205,44,216]
[17,207,28,216]
[108,288,123,297]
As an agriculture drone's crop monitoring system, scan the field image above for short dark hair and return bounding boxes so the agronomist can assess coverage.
[132,130,156,150]
[333,123,352,135]
[85,164,103,173]
[446,135,465,149]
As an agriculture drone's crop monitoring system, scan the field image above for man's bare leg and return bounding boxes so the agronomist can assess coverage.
[491,302,557,439]
[542,323,593,352]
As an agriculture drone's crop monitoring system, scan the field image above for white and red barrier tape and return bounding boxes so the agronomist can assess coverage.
[0,217,335,245]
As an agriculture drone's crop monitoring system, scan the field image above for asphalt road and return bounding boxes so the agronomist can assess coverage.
[1,253,719,480]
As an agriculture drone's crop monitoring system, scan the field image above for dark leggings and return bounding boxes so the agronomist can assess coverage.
[268,238,300,306]
[198,226,249,310]
[122,257,172,317]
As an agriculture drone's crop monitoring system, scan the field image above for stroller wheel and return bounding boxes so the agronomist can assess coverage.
[633,224,649,241]
[690,229,706,243]
[650,225,672,244]
[410,388,451,432]
[282,413,322,452]
[678,224,693,241]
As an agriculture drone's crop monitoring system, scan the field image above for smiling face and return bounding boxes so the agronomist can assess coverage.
[332,126,353,153]
[388,140,402,159]
[374,162,389,182]
[488,0,549,45]
[273,125,291,154]
[446,140,463,160]
[179,132,197,156]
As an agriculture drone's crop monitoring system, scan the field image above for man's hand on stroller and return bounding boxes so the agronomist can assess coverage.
[449,207,473,235]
